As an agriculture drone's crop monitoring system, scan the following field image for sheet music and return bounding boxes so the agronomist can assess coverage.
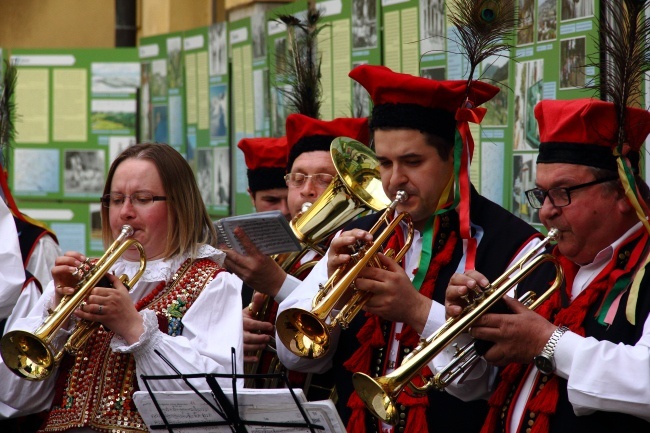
[133,388,345,433]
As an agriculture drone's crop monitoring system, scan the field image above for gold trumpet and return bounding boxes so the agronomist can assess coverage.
[276,191,414,360]
[352,228,564,425]
[245,137,391,385]
[0,225,146,381]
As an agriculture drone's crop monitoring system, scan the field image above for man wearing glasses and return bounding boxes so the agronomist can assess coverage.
[443,98,650,433]
[223,113,370,399]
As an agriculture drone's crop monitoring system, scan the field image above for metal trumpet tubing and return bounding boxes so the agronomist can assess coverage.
[352,228,563,425]
[0,225,146,381]
[276,192,414,360]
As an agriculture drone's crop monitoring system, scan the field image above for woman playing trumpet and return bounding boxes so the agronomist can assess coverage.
[0,143,243,432]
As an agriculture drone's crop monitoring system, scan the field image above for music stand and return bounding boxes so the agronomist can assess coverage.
[137,349,327,433]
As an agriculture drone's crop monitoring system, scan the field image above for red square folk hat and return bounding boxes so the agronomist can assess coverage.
[237,136,290,192]
[285,113,369,171]
[535,98,650,172]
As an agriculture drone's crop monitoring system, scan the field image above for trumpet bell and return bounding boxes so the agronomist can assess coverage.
[352,372,398,425]
[0,330,53,381]
[276,308,330,359]
[290,137,390,246]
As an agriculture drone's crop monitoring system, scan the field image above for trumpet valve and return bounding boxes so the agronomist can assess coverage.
[72,258,92,278]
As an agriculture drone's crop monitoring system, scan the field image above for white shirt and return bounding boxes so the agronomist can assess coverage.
[439,223,650,425]
[0,199,27,322]
[0,244,244,418]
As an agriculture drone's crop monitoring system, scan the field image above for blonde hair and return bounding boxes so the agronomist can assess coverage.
[101,143,218,259]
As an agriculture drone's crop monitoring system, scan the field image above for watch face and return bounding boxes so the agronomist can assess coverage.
[534,355,554,375]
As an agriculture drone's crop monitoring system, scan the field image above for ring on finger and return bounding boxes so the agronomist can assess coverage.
[80,301,87,312]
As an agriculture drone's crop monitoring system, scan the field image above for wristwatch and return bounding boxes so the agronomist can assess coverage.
[533,325,569,375]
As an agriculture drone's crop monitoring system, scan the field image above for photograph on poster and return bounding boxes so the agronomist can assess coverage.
[150,59,168,98]
[482,55,508,127]
[91,99,136,132]
[91,62,139,95]
[561,0,594,21]
[153,105,169,143]
[210,84,228,139]
[14,149,59,194]
[90,203,103,251]
[167,36,183,89]
[537,0,557,42]
[560,37,586,89]
[419,0,445,56]
[518,0,535,45]
[64,150,105,195]
[252,12,267,59]
[209,23,228,76]
[352,62,371,118]
[271,85,290,138]
[198,148,215,207]
[274,37,288,77]
[420,66,445,80]
[512,153,540,224]
[513,59,544,150]
[214,146,230,207]
[352,0,378,49]
[168,95,183,146]
[140,62,152,141]
[108,136,136,163]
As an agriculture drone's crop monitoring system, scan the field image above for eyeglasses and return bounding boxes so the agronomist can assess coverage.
[284,173,334,188]
[101,192,167,208]
[525,176,618,209]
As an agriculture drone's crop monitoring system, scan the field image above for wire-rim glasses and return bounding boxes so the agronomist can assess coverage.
[101,192,167,208]
[284,173,334,188]
[525,176,619,209]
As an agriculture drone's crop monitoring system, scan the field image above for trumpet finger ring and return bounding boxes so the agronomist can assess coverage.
[98,305,103,314]
[80,301,87,312]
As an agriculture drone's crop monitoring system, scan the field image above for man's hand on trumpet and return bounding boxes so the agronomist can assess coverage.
[326,228,432,335]
[445,270,557,366]
[243,291,275,363]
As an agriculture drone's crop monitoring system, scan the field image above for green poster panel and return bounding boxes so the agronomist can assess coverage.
[17,200,104,258]
[380,0,420,76]
[184,24,231,218]
[139,32,186,155]
[9,47,138,256]
[267,0,308,138]
[314,0,382,120]
[9,48,139,203]
[229,16,256,216]
[505,0,599,227]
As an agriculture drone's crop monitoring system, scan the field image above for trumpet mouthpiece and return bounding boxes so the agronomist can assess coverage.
[395,191,408,203]
[547,227,559,240]
[119,225,135,239]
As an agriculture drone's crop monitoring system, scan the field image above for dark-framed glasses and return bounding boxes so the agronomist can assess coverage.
[525,176,619,209]
[284,173,334,188]
[101,192,167,208]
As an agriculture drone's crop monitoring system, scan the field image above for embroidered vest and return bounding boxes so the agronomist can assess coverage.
[41,258,224,433]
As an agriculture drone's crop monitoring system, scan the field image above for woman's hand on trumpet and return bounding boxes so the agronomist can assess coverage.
[52,251,88,307]
[73,273,145,346]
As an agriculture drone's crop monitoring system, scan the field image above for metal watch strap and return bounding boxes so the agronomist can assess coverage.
[539,325,569,363]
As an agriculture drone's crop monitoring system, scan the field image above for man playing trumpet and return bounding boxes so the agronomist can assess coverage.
[442,98,650,433]
[276,65,548,433]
